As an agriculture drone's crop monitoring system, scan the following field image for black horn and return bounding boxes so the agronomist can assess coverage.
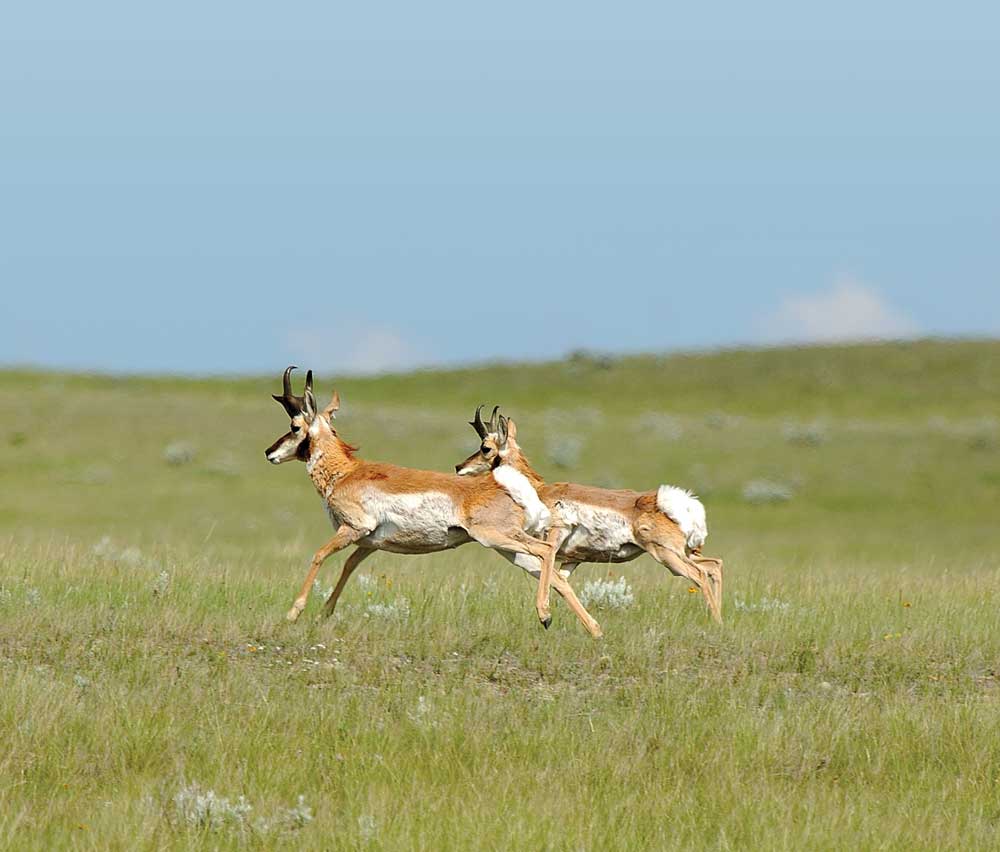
[469,404,487,438]
[272,365,304,417]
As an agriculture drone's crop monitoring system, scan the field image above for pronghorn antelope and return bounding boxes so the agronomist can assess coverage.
[264,368,602,637]
[454,406,724,623]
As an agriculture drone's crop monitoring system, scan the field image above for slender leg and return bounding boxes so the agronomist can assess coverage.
[538,526,570,615]
[647,543,722,623]
[471,528,559,627]
[500,551,602,638]
[286,525,361,622]
[519,534,559,628]
[529,538,556,628]
[320,547,375,619]
[692,555,724,621]
[548,571,603,638]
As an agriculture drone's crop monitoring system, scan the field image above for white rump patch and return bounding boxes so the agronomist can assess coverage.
[493,465,551,535]
[656,485,707,550]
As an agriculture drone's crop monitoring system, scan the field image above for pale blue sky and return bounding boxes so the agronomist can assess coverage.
[2,2,998,374]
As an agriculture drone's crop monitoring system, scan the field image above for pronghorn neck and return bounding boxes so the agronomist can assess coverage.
[306,430,358,497]
[500,444,545,488]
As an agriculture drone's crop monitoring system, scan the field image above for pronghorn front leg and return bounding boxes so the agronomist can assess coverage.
[287,525,364,622]
[537,526,571,621]
[472,529,558,628]
[320,547,375,620]
[547,570,603,638]
[501,550,602,638]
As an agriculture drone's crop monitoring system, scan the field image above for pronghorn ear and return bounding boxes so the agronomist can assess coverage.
[506,418,518,440]
[303,370,317,418]
[497,414,509,445]
[323,389,340,420]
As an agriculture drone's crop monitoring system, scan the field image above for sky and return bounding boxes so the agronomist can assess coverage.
[2,2,998,375]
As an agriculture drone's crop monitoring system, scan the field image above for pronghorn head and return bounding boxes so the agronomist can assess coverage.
[455,404,517,475]
[265,366,341,464]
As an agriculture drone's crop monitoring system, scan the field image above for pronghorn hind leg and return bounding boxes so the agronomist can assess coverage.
[692,555,724,621]
[647,543,723,623]
[319,547,375,620]
[287,525,361,622]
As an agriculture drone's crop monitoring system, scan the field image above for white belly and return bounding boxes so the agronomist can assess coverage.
[358,491,466,553]
[556,500,638,559]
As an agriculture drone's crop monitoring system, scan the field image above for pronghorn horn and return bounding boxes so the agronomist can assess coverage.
[470,404,487,438]
[272,366,304,416]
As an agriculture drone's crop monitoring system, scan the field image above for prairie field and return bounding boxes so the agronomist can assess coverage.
[2,339,1000,850]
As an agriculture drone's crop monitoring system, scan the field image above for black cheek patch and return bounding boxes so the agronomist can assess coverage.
[296,433,311,461]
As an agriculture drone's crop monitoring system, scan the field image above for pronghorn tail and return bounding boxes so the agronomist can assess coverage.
[656,485,707,550]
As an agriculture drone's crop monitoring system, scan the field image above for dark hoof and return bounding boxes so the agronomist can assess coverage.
[541,616,552,630]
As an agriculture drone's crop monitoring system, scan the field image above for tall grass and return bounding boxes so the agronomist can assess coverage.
[1,339,999,849]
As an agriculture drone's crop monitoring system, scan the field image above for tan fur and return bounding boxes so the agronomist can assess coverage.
[456,417,724,622]
[266,378,602,637]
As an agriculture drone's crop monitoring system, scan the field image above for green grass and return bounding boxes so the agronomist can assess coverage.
[1,338,999,850]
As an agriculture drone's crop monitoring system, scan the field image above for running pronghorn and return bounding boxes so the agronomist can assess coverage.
[264,369,602,637]
[454,406,724,623]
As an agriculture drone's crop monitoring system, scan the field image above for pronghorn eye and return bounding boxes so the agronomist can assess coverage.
[481,445,491,455]
[290,424,300,433]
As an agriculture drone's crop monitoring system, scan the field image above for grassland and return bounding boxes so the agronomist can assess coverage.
[1,339,999,850]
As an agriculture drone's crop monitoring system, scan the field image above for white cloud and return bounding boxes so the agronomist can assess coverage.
[757,279,919,344]
[284,324,435,376]
[341,326,434,374]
